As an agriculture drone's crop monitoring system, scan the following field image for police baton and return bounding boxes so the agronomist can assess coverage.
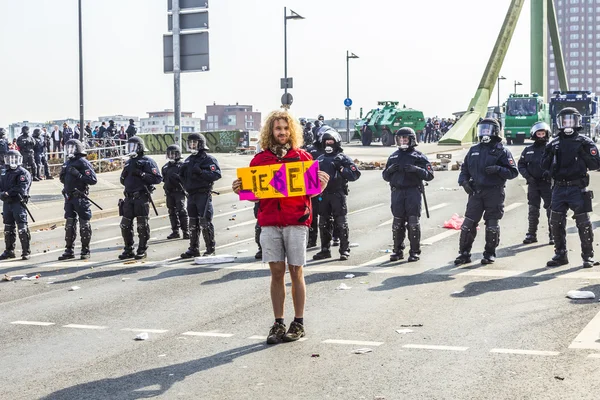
[144,186,159,216]
[73,189,103,210]
[419,182,430,219]
[18,195,36,223]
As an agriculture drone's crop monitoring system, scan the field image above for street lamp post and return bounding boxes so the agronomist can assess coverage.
[346,51,359,143]
[497,75,506,109]
[78,0,84,133]
[282,7,304,109]
[514,80,523,94]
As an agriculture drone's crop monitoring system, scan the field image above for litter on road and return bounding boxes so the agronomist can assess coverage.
[69,286,81,291]
[336,283,352,290]
[399,324,423,327]
[345,274,355,279]
[351,348,372,354]
[194,255,236,265]
[349,243,359,248]
[135,332,149,341]
[443,214,464,230]
[396,329,414,334]
[236,249,248,253]
[566,290,595,300]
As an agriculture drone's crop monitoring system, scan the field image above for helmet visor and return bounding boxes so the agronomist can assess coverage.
[477,123,495,138]
[166,150,180,160]
[65,143,78,158]
[187,139,199,153]
[395,136,410,148]
[558,114,579,129]
[6,154,22,168]
[127,142,139,156]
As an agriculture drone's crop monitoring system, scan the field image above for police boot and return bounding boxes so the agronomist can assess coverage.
[407,216,421,262]
[482,220,500,265]
[118,217,136,260]
[179,209,190,239]
[18,223,31,260]
[36,164,43,181]
[58,218,77,261]
[522,205,540,244]
[337,218,350,261]
[202,222,216,256]
[455,217,477,265]
[166,213,180,239]
[181,218,200,259]
[332,220,340,247]
[255,223,262,260]
[313,220,332,260]
[547,209,554,245]
[307,213,318,248]
[390,217,406,262]
[80,219,92,260]
[0,224,17,260]
[575,213,595,268]
[135,216,150,259]
[547,211,569,267]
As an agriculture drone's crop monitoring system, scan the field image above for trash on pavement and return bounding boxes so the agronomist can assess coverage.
[443,214,464,230]
[311,354,320,358]
[336,283,352,290]
[349,243,359,248]
[194,255,236,265]
[21,274,41,281]
[566,290,595,300]
[122,278,130,282]
[345,274,355,279]
[399,324,423,327]
[69,286,81,291]
[135,332,149,341]
[351,348,372,354]
[379,249,391,253]
[396,329,414,334]
[236,249,248,253]
[554,376,565,381]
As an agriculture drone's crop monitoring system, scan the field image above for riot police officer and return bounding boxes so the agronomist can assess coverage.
[179,133,222,258]
[382,128,434,262]
[455,118,518,265]
[518,122,553,245]
[119,136,162,260]
[301,118,314,149]
[32,129,46,181]
[253,202,262,260]
[313,127,361,261]
[541,107,600,268]
[0,128,8,169]
[306,126,326,248]
[0,150,32,260]
[17,126,38,181]
[162,144,189,240]
[58,139,98,260]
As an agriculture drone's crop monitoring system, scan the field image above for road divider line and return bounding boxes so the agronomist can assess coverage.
[322,339,384,346]
[504,202,524,212]
[490,348,560,356]
[378,203,449,227]
[569,309,600,350]
[422,229,460,246]
[182,331,235,338]
[121,328,169,334]
[63,324,109,330]
[10,321,55,326]
[348,203,385,216]
[226,220,256,229]
[402,344,468,351]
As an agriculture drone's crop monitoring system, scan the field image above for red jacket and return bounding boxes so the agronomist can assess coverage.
[250,148,313,227]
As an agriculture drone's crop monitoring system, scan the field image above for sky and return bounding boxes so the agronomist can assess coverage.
[0,0,533,128]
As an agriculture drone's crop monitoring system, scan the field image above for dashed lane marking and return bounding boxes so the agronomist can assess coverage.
[490,348,560,356]
[121,328,169,334]
[504,202,524,212]
[569,309,600,350]
[63,324,109,330]
[422,229,461,246]
[321,339,384,346]
[182,331,235,338]
[347,203,385,216]
[10,321,55,326]
[402,344,469,352]
[377,203,449,227]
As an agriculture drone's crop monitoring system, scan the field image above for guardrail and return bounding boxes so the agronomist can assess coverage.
[46,138,128,174]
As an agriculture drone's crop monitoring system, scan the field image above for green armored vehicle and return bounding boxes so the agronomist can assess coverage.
[354,101,426,146]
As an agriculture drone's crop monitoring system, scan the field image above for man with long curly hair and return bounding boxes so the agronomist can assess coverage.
[232,110,329,345]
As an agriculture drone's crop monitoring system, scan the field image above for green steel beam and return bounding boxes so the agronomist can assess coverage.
[531,0,547,97]
[547,0,568,92]
[440,0,525,145]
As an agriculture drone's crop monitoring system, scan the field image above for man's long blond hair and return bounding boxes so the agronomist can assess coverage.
[259,110,303,151]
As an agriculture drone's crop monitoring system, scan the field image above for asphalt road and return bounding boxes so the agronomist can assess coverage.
[2,142,600,400]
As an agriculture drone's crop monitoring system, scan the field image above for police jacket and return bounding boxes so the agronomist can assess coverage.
[541,133,600,183]
[0,138,8,156]
[179,151,222,194]
[17,134,35,154]
[126,124,137,139]
[60,156,97,195]
[317,150,361,193]
[307,144,324,160]
[458,141,518,188]
[302,128,314,149]
[251,148,314,228]
[120,156,162,193]
[63,128,74,143]
[106,125,117,139]
[0,166,31,201]
[382,147,434,188]
[518,141,547,182]
[33,137,45,155]
[162,161,185,193]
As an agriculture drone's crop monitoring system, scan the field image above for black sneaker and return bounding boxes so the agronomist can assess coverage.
[183,232,190,240]
[407,253,420,262]
[339,250,350,261]
[390,252,404,262]
[118,250,136,260]
[203,249,216,257]
[313,249,331,260]
[80,251,91,260]
[282,321,305,342]
[58,251,75,261]
[181,249,200,259]
[266,322,287,345]
[583,256,595,269]
[481,253,496,265]
[522,234,537,244]
[0,250,16,260]
[454,253,471,266]
[134,251,147,260]
[332,238,340,247]
[255,249,262,260]
[21,253,31,260]
[546,254,568,267]
[166,232,180,240]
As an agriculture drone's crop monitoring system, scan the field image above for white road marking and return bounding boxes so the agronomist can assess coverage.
[504,202,524,212]
[121,328,169,334]
[378,203,449,227]
[10,321,55,326]
[63,324,109,330]
[348,203,385,215]
[569,309,600,350]
[490,348,560,356]
[587,353,600,359]
[402,344,468,351]
[226,220,256,229]
[182,331,235,338]
[454,269,522,278]
[322,339,384,346]
[422,229,460,246]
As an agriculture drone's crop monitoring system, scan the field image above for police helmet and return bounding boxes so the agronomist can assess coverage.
[126,136,146,158]
[477,118,501,143]
[317,114,325,121]
[299,117,307,126]
[109,120,115,125]
[394,127,417,150]
[166,144,182,162]
[21,126,30,135]
[5,149,22,170]
[305,121,313,130]
[64,139,86,159]
[318,127,342,153]
[32,128,41,138]
[0,128,6,138]
[530,121,551,141]
[556,107,582,135]
[187,133,209,154]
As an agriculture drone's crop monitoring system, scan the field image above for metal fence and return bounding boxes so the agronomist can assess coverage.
[47,138,128,174]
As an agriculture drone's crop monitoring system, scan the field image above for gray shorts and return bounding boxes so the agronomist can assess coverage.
[260,225,309,266]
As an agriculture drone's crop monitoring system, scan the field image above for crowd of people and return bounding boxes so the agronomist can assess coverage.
[418,117,456,143]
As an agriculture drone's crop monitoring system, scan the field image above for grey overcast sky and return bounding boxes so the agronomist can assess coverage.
[0,0,532,127]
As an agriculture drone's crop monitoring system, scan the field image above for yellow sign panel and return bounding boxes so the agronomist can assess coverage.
[237,161,320,200]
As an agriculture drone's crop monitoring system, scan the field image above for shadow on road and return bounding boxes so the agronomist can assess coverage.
[368,264,456,292]
[39,343,267,400]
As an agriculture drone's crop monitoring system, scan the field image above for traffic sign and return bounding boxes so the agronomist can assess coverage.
[281,93,294,106]
[168,11,209,31]
[163,31,210,73]
[280,77,294,90]
[344,98,352,107]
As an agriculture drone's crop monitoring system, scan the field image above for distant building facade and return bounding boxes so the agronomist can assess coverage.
[201,103,261,132]
[139,110,201,134]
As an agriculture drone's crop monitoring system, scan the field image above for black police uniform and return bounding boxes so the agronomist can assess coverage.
[59,153,98,259]
[106,123,117,139]
[518,140,552,244]
[541,128,600,267]
[0,132,8,169]
[306,142,325,248]
[17,132,37,179]
[457,140,518,264]
[162,160,189,239]
[314,149,361,260]
[33,134,47,180]
[382,145,434,261]
[179,151,222,257]
[119,156,162,259]
[253,202,262,259]
[126,123,137,139]
[0,166,32,260]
